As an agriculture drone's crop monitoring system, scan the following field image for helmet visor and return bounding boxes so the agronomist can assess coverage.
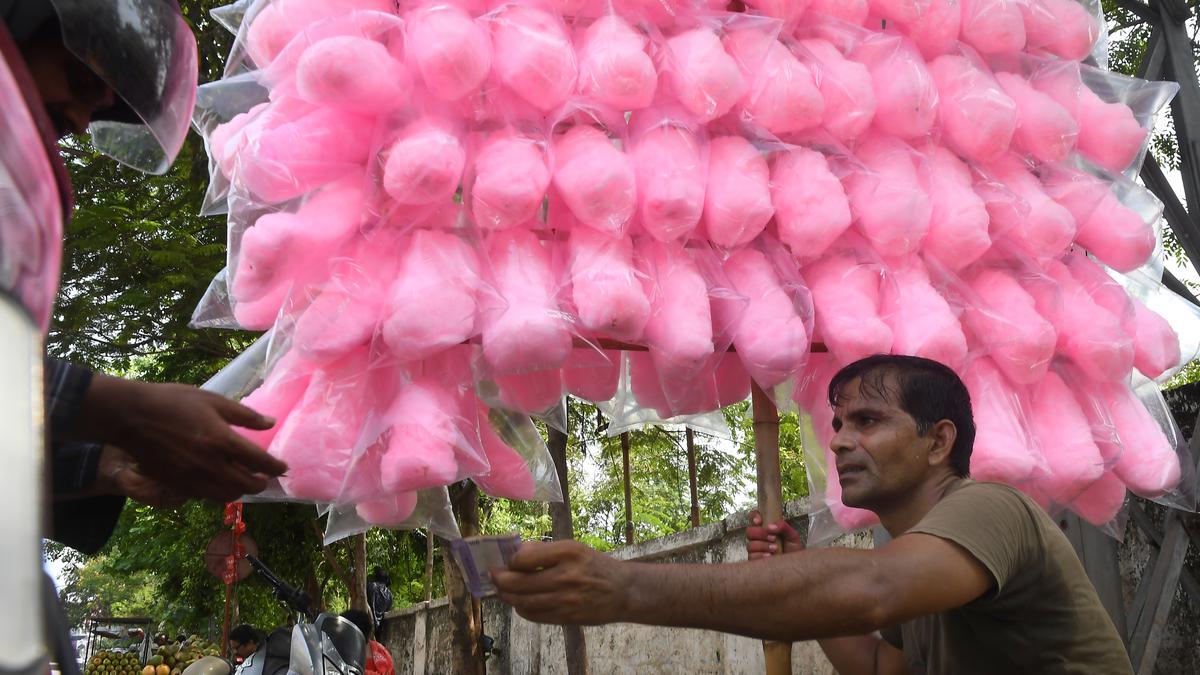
[50,0,198,174]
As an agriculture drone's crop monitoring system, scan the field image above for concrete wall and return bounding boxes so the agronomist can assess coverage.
[380,499,869,674]
[379,498,1198,674]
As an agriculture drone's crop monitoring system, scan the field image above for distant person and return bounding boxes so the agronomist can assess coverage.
[366,567,394,637]
[227,625,264,675]
[341,609,394,675]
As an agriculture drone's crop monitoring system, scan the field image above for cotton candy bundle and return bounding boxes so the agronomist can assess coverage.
[1040,168,1155,273]
[770,147,852,262]
[664,28,747,123]
[295,36,410,113]
[963,358,1042,483]
[470,132,551,230]
[1029,260,1133,382]
[639,241,715,411]
[1092,380,1181,498]
[382,118,466,206]
[1021,0,1100,62]
[744,0,811,23]
[809,0,868,24]
[567,225,650,342]
[472,400,538,500]
[894,0,961,59]
[404,4,492,101]
[379,379,462,493]
[724,248,809,389]
[880,263,968,369]
[724,29,823,136]
[480,229,572,375]
[798,39,876,141]
[631,121,706,243]
[563,348,621,403]
[577,15,656,110]
[959,0,1026,55]
[491,5,578,111]
[994,72,1078,163]
[928,54,1017,163]
[921,144,991,271]
[844,134,931,257]
[805,254,893,364]
[497,369,567,413]
[703,136,774,248]
[852,35,938,139]
[979,154,1075,260]
[962,268,1056,385]
[381,229,481,363]
[1027,370,1104,503]
[553,126,637,236]
[245,0,397,69]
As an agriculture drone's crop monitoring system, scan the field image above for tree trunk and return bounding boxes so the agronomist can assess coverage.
[350,533,368,611]
[445,482,485,675]
[547,427,590,675]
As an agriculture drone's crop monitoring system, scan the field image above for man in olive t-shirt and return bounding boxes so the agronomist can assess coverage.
[492,355,1133,675]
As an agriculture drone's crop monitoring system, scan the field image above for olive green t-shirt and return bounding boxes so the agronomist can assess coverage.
[881,480,1132,674]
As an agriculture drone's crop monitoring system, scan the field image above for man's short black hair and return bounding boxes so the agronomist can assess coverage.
[827,354,975,477]
[228,624,262,647]
[341,609,372,641]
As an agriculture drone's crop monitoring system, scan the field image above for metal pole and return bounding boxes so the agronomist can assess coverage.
[752,383,791,675]
[686,428,700,528]
[622,432,634,545]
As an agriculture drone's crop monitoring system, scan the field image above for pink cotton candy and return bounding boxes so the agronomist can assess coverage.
[896,0,961,59]
[724,249,809,389]
[963,269,1056,384]
[481,230,572,374]
[880,263,968,368]
[959,0,1026,55]
[981,154,1075,260]
[703,136,773,248]
[810,0,868,23]
[577,15,656,110]
[632,122,706,243]
[568,226,650,341]
[1132,301,1181,379]
[563,348,621,403]
[405,4,492,101]
[208,105,263,180]
[852,36,937,139]
[553,126,637,236]
[799,39,875,141]
[1076,192,1155,273]
[245,0,397,68]
[1027,370,1104,503]
[665,28,748,123]
[1021,0,1100,62]
[472,401,537,500]
[716,355,751,407]
[379,381,461,493]
[744,0,811,22]
[1076,87,1147,174]
[963,358,1041,483]
[238,352,315,450]
[295,36,409,113]
[1096,380,1181,498]
[994,72,1078,163]
[639,241,714,406]
[490,6,577,111]
[470,133,550,230]
[1035,260,1133,382]
[357,492,419,526]
[922,145,990,271]
[232,212,294,305]
[928,55,1017,163]
[806,255,893,364]
[1071,470,1126,526]
[770,148,852,262]
[381,229,481,363]
[724,30,823,136]
[497,369,565,413]
[293,283,383,360]
[383,119,465,206]
[239,106,375,203]
[845,134,931,257]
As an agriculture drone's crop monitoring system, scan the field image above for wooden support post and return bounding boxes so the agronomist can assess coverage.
[752,383,791,675]
[1061,514,1128,640]
[1128,510,1189,674]
[446,483,485,675]
[424,532,435,603]
[548,426,591,675]
[622,432,635,545]
[687,428,701,528]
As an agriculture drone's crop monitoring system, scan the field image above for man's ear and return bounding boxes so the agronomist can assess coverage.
[926,420,957,469]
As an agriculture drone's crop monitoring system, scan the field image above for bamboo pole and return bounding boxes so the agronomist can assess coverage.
[621,432,634,545]
[548,426,591,675]
[752,382,791,675]
[686,428,700,528]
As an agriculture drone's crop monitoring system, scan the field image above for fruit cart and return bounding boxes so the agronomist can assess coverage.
[81,616,151,670]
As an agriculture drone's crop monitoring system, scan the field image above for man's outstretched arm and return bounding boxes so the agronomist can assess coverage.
[493,533,991,643]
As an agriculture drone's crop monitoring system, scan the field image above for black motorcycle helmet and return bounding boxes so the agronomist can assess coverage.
[1,0,198,174]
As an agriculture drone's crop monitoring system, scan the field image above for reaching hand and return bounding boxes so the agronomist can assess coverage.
[491,541,631,626]
[96,446,186,509]
[745,510,804,560]
[77,374,287,503]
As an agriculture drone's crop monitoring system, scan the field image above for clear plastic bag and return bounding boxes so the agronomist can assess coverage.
[1020,0,1102,62]
[606,351,734,438]
[792,36,876,142]
[191,73,271,216]
[961,356,1048,486]
[575,12,658,111]
[324,487,461,544]
[485,3,579,113]
[769,145,852,263]
[974,153,1074,262]
[471,402,564,502]
[801,235,894,366]
[628,106,710,243]
[841,133,931,259]
[723,23,823,139]
[879,257,969,371]
[549,107,639,239]
[847,32,938,140]
[927,46,1017,164]
[404,2,494,102]
[917,141,991,272]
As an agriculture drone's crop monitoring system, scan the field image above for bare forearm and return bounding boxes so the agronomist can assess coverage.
[621,548,890,642]
[820,635,911,675]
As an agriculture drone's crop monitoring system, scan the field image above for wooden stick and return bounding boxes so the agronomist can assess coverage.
[622,432,635,545]
[687,428,700,528]
[752,382,792,675]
